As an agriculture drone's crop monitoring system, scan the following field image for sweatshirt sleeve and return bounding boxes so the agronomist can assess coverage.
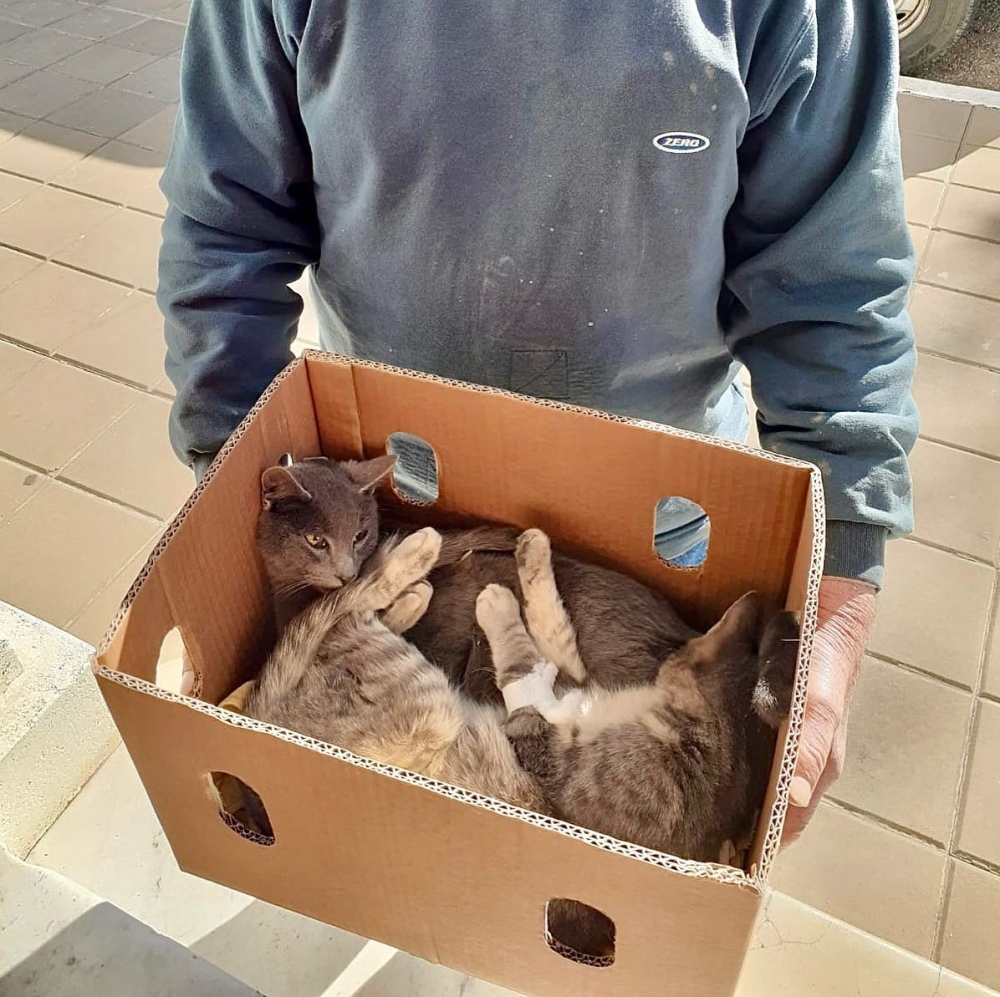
[724,1,919,590]
[157,0,319,473]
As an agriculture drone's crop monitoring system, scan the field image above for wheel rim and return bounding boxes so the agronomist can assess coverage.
[896,0,931,40]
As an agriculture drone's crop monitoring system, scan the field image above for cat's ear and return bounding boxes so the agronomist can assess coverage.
[342,455,397,494]
[693,591,761,658]
[261,466,312,509]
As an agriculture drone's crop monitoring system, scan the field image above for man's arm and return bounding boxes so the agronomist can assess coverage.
[158,0,320,479]
[724,1,918,841]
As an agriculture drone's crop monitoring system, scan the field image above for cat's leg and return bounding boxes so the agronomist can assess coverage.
[355,528,442,614]
[379,580,433,634]
[476,583,564,719]
[515,529,587,684]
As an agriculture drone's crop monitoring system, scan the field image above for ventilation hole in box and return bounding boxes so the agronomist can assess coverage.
[155,627,193,695]
[208,772,275,846]
[653,496,710,568]
[544,899,616,968]
[386,432,439,504]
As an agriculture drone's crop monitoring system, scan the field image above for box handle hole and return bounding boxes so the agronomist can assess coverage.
[207,772,275,846]
[544,899,616,968]
[386,432,439,504]
[155,627,195,695]
[653,496,710,568]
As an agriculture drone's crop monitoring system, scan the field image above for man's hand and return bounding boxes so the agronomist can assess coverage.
[781,575,877,847]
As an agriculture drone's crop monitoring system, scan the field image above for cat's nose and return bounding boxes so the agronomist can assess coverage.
[334,555,356,581]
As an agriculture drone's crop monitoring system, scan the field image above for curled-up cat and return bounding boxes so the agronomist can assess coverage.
[244,526,550,814]
[475,529,799,865]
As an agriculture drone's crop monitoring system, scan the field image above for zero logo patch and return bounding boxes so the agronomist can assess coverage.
[653,132,711,154]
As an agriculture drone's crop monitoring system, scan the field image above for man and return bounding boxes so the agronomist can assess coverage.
[158,0,918,845]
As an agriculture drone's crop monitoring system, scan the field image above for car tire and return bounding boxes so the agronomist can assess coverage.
[897,0,979,73]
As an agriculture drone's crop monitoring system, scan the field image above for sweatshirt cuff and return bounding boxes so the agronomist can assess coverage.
[190,453,216,484]
[824,521,887,591]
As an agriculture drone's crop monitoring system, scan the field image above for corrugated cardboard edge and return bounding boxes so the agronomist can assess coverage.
[92,352,825,892]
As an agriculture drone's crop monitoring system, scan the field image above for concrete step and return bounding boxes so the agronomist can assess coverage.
[0,845,259,996]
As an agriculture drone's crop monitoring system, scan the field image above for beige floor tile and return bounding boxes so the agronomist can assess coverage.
[965,106,1000,150]
[112,54,179,103]
[56,289,166,387]
[0,59,32,88]
[0,338,42,392]
[50,40,157,84]
[0,168,38,208]
[53,6,143,40]
[957,699,1000,866]
[0,453,48,526]
[952,146,1000,195]
[739,892,997,997]
[869,539,993,687]
[831,656,970,843]
[898,95,971,143]
[913,353,1000,457]
[987,604,1000,698]
[0,119,105,180]
[0,355,138,470]
[1,0,80,28]
[62,392,192,518]
[116,103,175,152]
[46,87,169,139]
[937,185,1000,243]
[0,184,117,257]
[0,477,158,625]
[902,133,960,181]
[942,860,1000,991]
[910,284,1000,372]
[54,139,166,213]
[67,535,158,647]
[0,67,94,118]
[0,244,39,289]
[107,18,185,56]
[904,176,945,227]
[0,109,33,140]
[910,438,1000,562]
[923,231,1000,301]
[770,803,945,957]
[0,27,91,70]
[0,261,128,351]
[910,224,931,272]
[55,206,160,288]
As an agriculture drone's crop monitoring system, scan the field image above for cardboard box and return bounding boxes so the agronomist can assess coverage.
[94,352,824,997]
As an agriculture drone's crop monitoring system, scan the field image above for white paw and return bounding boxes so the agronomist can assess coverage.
[476,583,521,630]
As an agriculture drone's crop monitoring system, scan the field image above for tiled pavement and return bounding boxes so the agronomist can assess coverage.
[0,2,997,984]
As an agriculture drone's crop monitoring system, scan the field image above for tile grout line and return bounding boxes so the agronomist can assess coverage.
[822,796,949,852]
[916,433,1000,465]
[914,276,1000,309]
[916,345,1000,377]
[903,533,999,569]
[930,569,1000,963]
[865,650,977,694]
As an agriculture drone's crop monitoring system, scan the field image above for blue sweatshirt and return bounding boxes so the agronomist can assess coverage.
[158,0,918,588]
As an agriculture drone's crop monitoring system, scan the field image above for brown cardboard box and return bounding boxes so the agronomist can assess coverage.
[94,352,823,997]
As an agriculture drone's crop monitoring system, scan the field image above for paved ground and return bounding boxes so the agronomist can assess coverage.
[915,0,1000,92]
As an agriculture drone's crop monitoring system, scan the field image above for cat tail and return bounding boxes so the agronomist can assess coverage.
[376,524,518,568]
[750,610,801,729]
[434,526,520,565]
[250,592,350,708]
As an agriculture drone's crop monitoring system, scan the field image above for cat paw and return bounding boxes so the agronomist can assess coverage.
[380,580,433,633]
[515,528,551,586]
[394,527,443,580]
[476,583,521,635]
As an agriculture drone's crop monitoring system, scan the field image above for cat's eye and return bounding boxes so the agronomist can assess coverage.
[354,528,370,547]
[305,533,327,550]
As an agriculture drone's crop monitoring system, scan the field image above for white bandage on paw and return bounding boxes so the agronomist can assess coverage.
[501,661,559,715]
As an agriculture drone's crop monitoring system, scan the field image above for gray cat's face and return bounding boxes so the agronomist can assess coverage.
[256,456,395,594]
